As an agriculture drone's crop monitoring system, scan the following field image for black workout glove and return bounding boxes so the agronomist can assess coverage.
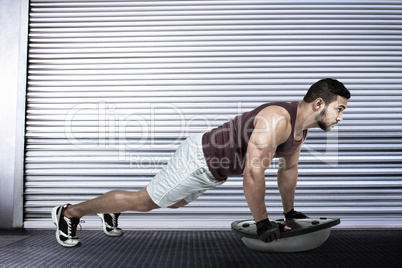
[284,208,308,220]
[256,219,282,243]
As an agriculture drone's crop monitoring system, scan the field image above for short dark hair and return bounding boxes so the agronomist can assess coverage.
[303,78,351,104]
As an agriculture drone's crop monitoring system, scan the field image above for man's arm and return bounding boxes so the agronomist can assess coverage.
[242,134,275,222]
[277,144,302,214]
[242,108,291,222]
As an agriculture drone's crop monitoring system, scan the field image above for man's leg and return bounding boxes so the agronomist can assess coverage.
[64,188,159,219]
[52,188,160,247]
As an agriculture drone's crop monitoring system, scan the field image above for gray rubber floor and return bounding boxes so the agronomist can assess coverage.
[0,229,401,268]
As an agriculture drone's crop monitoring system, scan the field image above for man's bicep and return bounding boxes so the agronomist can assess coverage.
[244,111,291,173]
[244,131,276,174]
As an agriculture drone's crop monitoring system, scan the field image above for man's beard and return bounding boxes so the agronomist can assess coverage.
[315,108,336,132]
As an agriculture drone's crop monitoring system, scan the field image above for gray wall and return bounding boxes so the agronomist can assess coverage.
[0,0,28,229]
[1,0,402,229]
[24,1,402,229]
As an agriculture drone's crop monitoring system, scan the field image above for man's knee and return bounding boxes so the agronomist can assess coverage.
[137,199,159,212]
[133,188,160,212]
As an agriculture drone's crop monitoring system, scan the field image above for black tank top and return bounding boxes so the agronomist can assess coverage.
[202,102,307,181]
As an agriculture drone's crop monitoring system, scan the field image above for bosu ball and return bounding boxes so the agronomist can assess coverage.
[231,218,340,252]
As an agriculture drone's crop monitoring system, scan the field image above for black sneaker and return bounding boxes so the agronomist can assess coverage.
[51,204,81,247]
[284,208,309,221]
[97,213,123,236]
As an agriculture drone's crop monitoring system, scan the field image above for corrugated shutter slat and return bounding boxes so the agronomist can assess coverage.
[25,0,402,229]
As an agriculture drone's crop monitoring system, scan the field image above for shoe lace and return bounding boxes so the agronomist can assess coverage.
[69,217,81,237]
[113,213,120,228]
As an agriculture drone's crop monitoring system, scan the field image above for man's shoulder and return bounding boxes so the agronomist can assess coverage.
[256,104,292,123]
[248,104,292,150]
[253,105,292,139]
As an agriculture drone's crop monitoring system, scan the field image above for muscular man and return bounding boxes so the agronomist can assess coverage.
[52,78,350,247]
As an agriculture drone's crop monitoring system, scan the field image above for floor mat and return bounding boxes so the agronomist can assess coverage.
[0,229,400,268]
[0,235,30,248]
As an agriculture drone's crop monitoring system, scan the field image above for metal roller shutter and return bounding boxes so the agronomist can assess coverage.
[25,0,402,229]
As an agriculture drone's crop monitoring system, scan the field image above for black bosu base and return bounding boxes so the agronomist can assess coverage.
[231,218,340,252]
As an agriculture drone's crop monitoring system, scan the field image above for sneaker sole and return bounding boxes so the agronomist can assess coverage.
[51,206,81,247]
[97,213,123,237]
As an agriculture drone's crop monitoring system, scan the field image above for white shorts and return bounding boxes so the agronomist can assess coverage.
[146,133,225,208]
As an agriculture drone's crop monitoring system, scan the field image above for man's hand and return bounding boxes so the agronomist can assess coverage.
[256,219,291,243]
